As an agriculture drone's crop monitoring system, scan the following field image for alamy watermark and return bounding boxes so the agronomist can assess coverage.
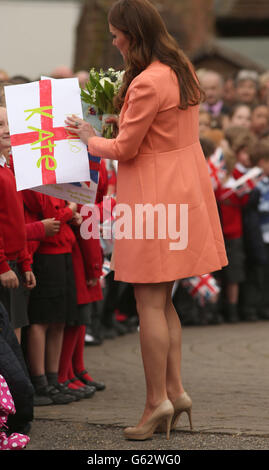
[80,198,189,251]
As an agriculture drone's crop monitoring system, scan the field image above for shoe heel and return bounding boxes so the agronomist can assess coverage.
[187,407,193,431]
[173,407,193,431]
[165,414,173,440]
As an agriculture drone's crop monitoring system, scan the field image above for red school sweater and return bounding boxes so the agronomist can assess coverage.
[22,191,76,255]
[22,189,47,261]
[0,161,31,274]
[215,177,249,240]
[7,155,46,262]
[71,236,103,304]
[71,158,113,304]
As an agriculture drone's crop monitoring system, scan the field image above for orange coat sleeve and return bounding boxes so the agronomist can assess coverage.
[88,75,159,162]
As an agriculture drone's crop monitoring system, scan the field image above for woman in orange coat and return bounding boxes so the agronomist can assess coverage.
[66,0,228,441]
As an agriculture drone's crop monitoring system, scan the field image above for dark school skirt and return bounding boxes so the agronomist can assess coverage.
[68,303,92,326]
[0,261,29,329]
[28,253,77,324]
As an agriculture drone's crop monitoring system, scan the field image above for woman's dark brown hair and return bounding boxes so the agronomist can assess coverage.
[108,0,204,111]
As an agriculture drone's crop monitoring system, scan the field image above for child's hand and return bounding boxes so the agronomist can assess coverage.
[42,218,61,237]
[23,271,36,290]
[86,278,98,287]
[0,270,19,289]
[71,212,83,226]
[68,202,78,215]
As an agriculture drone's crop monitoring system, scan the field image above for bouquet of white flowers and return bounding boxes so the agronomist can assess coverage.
[81,67,124,138]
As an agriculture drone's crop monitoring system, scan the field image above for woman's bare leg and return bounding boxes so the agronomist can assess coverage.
[133,282,170,427]
[164,281,185,402]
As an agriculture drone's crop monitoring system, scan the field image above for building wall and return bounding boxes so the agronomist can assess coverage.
[73,0,215,72]
[0,0,80,79]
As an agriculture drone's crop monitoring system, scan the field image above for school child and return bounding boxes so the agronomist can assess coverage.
[58,222,105,397]
[215,127,256,322]
[0,106,36,343]
[23,190,79,405]
[226,103,252,130]
[58,159,114,393]
[22,189,61,265]
[242,139,269,320]
[224,127,264,321]
[251,104,269,138]
[91,159,125,340]
[199,110,212,137]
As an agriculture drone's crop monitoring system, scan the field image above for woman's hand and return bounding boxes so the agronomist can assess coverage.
[105,116,119,138]
[65,115,96,145]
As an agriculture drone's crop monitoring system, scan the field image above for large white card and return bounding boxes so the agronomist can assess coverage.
[5,77,91,191]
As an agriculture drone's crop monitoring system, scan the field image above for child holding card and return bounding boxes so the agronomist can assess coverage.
[23,191,79,405]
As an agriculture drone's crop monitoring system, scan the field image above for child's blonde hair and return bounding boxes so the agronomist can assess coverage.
[0,82,10,107]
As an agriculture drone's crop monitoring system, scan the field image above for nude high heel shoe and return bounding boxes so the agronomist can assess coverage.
[123,399,174,441]
[156,392,193,432]
[172,392,193,431]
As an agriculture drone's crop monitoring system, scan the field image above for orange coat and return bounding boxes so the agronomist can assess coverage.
[88,61,228,283]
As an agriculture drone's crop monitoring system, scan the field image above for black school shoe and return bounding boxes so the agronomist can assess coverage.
[33,392,53,406]
[59,380,85,400]
[34,384,75,405]
[69,377,96,398]
[60,379,95,399]
[75,370,106,391]
[55,382,81,401]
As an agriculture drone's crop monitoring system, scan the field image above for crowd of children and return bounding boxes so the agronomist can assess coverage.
[1,65,269,444]
[192,67,269,325]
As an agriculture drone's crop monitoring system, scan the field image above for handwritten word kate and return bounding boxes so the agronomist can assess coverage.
[24,106,57,171]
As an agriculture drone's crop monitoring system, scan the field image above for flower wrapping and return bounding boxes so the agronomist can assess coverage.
[81,68,124,138]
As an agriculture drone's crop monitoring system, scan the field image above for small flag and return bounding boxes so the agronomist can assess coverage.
[207,147,226,189]
[219,167,263,200]
[181,274,220,306]
[100,258,111,279]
